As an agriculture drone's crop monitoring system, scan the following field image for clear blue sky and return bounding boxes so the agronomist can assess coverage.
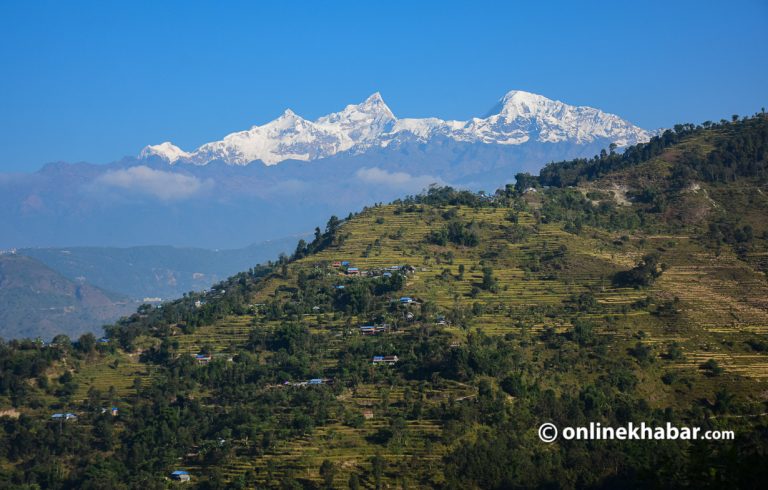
[0,0,766,172]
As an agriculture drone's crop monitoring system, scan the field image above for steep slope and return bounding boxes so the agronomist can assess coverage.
[0,254,136,339]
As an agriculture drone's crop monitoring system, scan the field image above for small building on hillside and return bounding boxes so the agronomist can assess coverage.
[51,413,77,421]
[308,378,324,385]
[332,261,342,267]
[359,325,388,335]
[372,355,399,365]
[194,354,212,365]
[400,297,413,304]
[170,470,191,482]
[347,267,360,275]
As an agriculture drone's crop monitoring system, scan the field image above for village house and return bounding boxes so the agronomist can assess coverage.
[51,413,77,421]
[280,378,330,388]
[194,354,212,365]
[170,470,191,482]
[101,407,119,416]
[372,355,399,365]
[359,325,388,335]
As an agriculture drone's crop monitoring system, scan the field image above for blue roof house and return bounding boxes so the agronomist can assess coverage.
[170,470,191,482]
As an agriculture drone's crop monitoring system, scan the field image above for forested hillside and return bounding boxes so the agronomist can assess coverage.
[1,113,767,489]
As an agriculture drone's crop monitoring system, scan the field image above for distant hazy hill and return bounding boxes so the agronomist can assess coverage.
[20,236,303,301]
[0,254,136,340]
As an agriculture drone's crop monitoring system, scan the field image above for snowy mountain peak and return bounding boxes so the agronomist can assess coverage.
[360,92,393,114]
[366,91,384,102]
[140,90,652,166]
[498,90,553,117]
[322,92,396,123]
[139,141,190,164]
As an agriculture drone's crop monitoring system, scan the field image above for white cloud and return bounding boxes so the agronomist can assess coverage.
[355,167,443,191]
[94,166,211,201]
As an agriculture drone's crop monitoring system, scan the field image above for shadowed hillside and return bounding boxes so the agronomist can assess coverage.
[0,254,136,340]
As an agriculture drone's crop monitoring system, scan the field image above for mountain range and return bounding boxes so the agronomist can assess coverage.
[140,90,652,166]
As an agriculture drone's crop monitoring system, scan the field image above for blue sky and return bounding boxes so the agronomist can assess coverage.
[0,0,766,172]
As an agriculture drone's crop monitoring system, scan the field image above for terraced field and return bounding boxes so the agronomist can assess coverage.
[73,350,158,401]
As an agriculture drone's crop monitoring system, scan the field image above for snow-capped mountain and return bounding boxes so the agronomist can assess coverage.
[140,90,652,166]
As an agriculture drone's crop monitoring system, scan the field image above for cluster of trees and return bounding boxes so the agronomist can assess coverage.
[401,185,494,208]
[671,114,768,185]
[292,215,345,261]
[539,189,644,233]
[613,253,666,288]
[427,219,480,247]
[532,113,767,189]
[0,339,60,407]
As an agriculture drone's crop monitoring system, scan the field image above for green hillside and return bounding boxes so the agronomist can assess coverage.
[1,114,767,489]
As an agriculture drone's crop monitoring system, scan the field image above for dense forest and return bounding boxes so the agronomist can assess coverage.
[1,112,768,489]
